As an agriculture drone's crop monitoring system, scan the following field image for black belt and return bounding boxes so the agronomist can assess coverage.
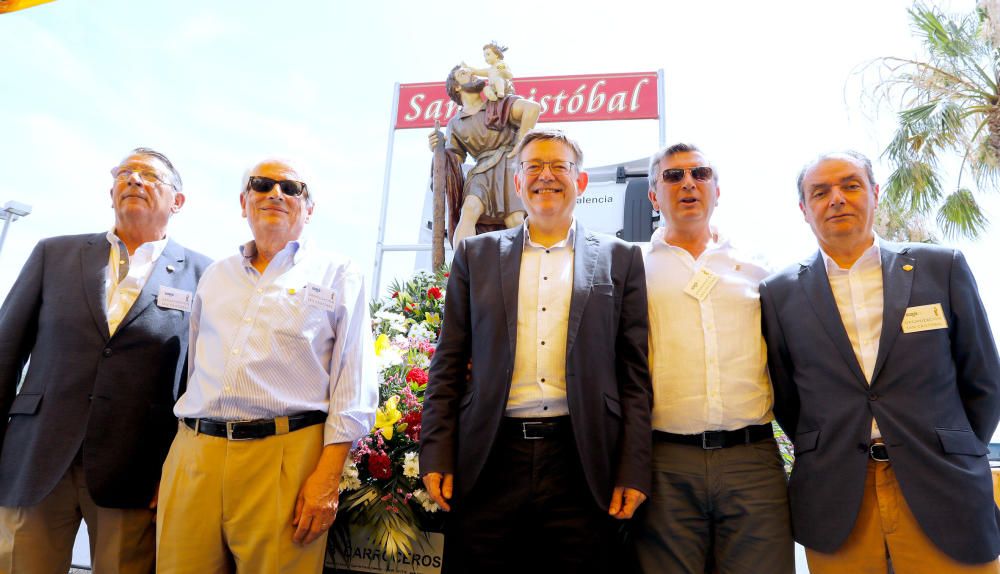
[500,416,571,440]
[183,411,326,441]
[870,442,889,462]
[654,423,774,450]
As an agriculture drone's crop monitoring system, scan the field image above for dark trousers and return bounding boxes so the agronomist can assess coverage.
[443,420,618,574]
[631,437,794,574]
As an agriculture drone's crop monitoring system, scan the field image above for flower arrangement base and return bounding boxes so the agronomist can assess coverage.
[325,524,444,574]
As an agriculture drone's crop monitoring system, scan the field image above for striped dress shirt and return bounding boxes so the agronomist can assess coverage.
[173,239,378,445]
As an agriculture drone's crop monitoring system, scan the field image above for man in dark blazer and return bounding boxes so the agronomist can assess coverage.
[760,150,1000,572]
[420,128,652,574]
[0,148,210,574]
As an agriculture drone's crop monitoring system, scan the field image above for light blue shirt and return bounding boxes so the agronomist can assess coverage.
[174,239,378,445]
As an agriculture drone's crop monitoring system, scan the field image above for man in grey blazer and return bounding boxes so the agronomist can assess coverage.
[0,148,210,574]
[760,151,1000,572]
[420,128,652,574]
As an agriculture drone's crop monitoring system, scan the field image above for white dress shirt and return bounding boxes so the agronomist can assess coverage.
[105,230,168,335]
[174,239,378,445]
[644,227,774,434]
[505,220,575,417]
[821,235,883,438]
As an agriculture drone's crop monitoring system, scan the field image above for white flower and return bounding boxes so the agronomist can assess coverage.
[339,458,362,492]
[408,322,433,342]
[402,452,419,478]
[412,489,440,513]
[375,345,404,374]
[375,311,407,334]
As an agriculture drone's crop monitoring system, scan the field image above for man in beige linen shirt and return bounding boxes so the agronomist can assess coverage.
[631,143,793,574]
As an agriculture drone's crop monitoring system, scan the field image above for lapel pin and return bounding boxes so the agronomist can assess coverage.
[166,265,175,273]
[288,288,297,295]
[734,264,741,272]
[902,264,913,272]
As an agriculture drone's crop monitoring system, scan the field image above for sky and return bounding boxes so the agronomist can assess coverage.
[1,0,997,319]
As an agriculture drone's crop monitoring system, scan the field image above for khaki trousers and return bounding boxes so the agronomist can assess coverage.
[155,421,326,574]
[0,460,155,574]
[806,459,1000,574]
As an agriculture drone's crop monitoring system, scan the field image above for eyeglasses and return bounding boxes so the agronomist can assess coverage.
[519,160,576,176]
[111,167,173,187]
[660,166,714,184]
[246,176,308,197]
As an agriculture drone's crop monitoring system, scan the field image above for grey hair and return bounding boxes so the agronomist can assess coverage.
[647,143,717,189]
[511,128,584,168]
[796,150,876,203]
[126,147,182,192]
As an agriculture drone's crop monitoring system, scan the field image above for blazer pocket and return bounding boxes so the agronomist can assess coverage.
[603,393,622,418]
[794,429,820,455]
[9,392,42,415]
[592,283,614,297]
[936,428,988,456]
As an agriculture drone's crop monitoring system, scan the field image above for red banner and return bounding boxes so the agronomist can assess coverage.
[395,71,658,130]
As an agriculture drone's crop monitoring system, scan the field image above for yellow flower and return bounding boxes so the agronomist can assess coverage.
[374,333,390,356]
[424,312,441,328]
[374,396,402,440]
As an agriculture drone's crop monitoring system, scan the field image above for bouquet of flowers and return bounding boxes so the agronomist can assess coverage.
[333,268,448,558]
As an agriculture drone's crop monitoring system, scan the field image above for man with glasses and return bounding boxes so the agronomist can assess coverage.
[0,148,210,573]
[629,143,793,573]
[155,158,378,574]
[420,129,652,573]
[760,151,1000,572]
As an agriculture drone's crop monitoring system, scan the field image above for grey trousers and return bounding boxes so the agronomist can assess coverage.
[631,437,794,574]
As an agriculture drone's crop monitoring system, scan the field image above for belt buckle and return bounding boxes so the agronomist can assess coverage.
[522,421,544,440]
[226,420,253,441]
[869,443,889,462]
[702,431,724,450]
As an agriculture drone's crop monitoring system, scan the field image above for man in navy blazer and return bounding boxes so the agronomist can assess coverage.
[760,151,1000,572]
[0,148,210,574]
[420,128,652,573]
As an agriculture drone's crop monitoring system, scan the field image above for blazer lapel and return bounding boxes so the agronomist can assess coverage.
[114,240,187,335]
[799,252,868,386]
[870,244,915,384]
[566,226,598,356]
[499,228,523,360]
[81,234,112,342]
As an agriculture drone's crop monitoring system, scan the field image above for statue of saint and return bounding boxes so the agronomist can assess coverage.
[428,61,541,247]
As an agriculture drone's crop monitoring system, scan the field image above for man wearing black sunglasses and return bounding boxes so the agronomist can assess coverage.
[631,143,793,574]
[0,148,210,573]
[156,158,378,574]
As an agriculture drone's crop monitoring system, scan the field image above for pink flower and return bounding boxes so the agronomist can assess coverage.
[401,411,422,441]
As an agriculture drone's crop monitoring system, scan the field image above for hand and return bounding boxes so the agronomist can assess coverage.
[428,130,441,152]
[148,483,159,523]
[292,467,340,545]
[608,486,646,520]
[422,472,453,512]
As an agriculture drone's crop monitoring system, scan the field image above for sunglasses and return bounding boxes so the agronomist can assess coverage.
[246,176,308,197]
[661,166,714,184]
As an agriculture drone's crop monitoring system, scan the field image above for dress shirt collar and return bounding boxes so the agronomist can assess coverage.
[820,234,881,274]
[522,218,576,250]
[105,228,169,261]
[239,237,308,272]
[649,225,729,256]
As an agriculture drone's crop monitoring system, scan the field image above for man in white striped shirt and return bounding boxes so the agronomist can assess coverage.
[631,143,793,573]
[156,159,378,574]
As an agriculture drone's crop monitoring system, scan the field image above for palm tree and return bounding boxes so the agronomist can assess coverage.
[873,2,999,240]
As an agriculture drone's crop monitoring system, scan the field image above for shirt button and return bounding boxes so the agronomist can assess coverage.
[541,378,546,383]
[543,406,549,411]
[543,276,548,280]
[545,250,550,254]
[542,307,547,311]
[540,341,545,346]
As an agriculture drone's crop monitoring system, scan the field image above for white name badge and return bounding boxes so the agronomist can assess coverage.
[157,286,193,312]
[684,268,720,302]
[901,303,948,333]
[305,283,337,312]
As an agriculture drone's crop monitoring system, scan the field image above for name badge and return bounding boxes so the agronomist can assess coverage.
[305,282,337,312]
[901,303,948,333]
[684,268,719,302]
[157,286,193,312]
